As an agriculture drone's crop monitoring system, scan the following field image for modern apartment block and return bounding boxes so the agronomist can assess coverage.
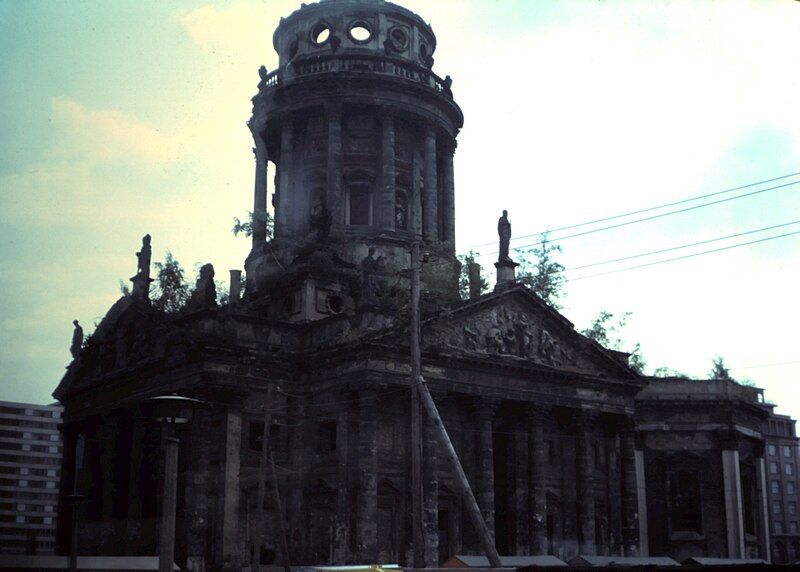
[0,400,63,555]
[765,412,800,564]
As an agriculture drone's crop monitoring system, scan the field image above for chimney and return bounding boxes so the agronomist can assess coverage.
[229,269,242,303]
[468,261,482,300]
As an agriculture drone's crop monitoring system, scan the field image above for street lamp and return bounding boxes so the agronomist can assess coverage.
[144,394,203,572]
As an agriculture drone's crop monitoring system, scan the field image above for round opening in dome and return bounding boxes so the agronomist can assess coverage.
[388,27,408,52]
[311,22,331,46]
[349,21,372,43]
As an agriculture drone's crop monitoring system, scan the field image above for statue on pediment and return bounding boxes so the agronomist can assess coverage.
[498,210,512,263]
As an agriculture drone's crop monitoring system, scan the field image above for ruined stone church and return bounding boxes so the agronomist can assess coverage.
[54,1,774,569]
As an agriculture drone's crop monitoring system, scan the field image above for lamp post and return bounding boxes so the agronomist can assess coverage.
[64,493,85,572]
[145,394,202,572]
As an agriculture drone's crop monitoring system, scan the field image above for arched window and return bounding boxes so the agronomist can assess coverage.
[670,469,703,534]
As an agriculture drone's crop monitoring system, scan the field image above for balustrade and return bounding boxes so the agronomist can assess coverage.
[264,54,452,99]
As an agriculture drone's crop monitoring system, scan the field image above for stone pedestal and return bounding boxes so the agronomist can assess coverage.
[494,259,519,291]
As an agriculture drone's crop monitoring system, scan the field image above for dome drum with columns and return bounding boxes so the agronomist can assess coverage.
[245,0,463,313]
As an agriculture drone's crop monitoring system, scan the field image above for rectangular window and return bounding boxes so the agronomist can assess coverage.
[771,462,779,474]
[671,470,703,534]
[787,463,794,476]
[770,445,777,456]
[789,482,796,495]
[348,185,371,226]
[774,500,782,514]
[772,480,781,494]
[785,446,793,458]
[775,521,784,534]
[791,522,798,534]
[790,502,797,516]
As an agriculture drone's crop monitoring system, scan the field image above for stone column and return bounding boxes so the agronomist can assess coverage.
[276,119,294,237]
[326,104,344,234]
[411,142,423,238]
[722,444,745,558]
[756,454,771,562]
[575,410,596,555]
[251,135,268,246]
[475,399,497,538]
[380,110,396,231]
[126,415,146,545]
[333,395,350,564]
[620,419,640,556]
[287,395,307,562]
[422,127,438,242]
[515,420,530,555]
[357,390,378,562]
[607,434,622,556]
[635,448,649,557]
[441,139,456,246]
[221,408,243,571]
[422,404,439,566]
[529,405,548,554]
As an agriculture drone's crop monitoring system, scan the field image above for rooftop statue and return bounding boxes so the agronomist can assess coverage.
[136,234,152,279]
[70,320,83,359]
[498,210,512,263]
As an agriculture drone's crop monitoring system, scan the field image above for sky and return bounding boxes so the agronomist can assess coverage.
[1,0,798,418]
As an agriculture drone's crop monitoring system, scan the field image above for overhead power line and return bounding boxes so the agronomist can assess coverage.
[564,229,800,283]
[468,178,800,258]
[464,171,800,253]
[562,220,800,273]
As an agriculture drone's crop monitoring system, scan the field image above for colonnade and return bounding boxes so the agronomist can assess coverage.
[249,106,456,246]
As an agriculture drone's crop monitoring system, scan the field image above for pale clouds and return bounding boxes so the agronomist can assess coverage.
[51,96,182,165]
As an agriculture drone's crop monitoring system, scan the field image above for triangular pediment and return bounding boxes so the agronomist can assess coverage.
[420,286,636,378]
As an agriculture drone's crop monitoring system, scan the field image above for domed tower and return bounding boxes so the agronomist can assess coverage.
[245,0,463,317]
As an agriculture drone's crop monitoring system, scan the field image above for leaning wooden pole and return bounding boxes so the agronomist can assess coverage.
[410,242,425,566]
[416,377,503,567]
[269,446,291,572]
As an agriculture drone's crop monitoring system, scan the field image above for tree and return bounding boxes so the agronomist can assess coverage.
[457,251,489,300]
[517,231,565,309]
[152,251,190,314]
[232,210,274,240]
[581,310,647,374]
[708,356,735,382]
[652,366,690,379]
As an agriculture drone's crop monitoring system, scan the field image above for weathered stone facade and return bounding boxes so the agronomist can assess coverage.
[53,1,774,569]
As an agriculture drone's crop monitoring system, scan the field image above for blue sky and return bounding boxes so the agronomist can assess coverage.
[1,0,799,418]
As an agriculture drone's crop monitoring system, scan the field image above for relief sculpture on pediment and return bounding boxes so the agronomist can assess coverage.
[439,305,575,367]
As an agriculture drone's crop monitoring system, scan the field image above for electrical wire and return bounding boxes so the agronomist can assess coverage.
[465,171,800,250]
[561,220,800,274]
[469,178,800,258]
[564,229,800,283]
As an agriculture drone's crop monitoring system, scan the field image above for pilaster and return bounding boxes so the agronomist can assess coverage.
[276,119,294,237]
[380,110,396,232]
[422,402,439,566]
[326,104,344,233]
[221,408,243,571]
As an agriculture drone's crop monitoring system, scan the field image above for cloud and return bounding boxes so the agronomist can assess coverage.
[51,96,181,165]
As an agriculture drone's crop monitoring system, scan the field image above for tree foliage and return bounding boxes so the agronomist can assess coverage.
[517,232,565,309]
[708,356,735,382]
[457,251,489,300]
[581,310,647,374]
[652,366,690,379]
[152,251,190,314]
[232,210,274,240]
